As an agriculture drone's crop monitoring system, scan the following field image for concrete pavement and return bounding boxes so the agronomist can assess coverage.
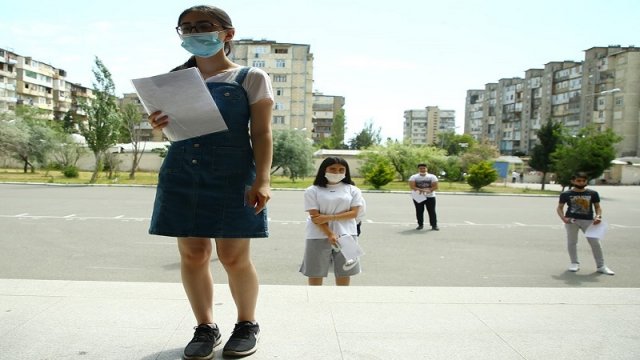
[2,183,640,359]
[1,279,640,359]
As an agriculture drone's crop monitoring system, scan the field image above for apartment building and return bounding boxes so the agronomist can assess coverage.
[311,92,345,144]
[230,39,314,138]
[581,46,640,156]
[464,90,484,141]
[404,106,456,145]
[0,48,18,113]
[464,45,640,157]
[119,93,158,141]
[437,108,456,135]
[403,109,427,145]
[0,47,93,125]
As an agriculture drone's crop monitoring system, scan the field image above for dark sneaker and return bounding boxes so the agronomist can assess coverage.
[431,226,440,231]
[223,321,260,357]
[184,324,221,360]
[416,225,424,230]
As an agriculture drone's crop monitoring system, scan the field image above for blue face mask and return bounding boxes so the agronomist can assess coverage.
[180,32,224,57]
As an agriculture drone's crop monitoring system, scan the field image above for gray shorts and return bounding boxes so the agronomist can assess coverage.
[299,238,361,277]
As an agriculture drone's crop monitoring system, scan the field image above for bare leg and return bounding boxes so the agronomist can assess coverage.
[308,277,323,286]
[335,276,351,286]
[178,237,214,325]
[216,239,258,322]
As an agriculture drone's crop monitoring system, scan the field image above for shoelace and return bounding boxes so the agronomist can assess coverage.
[231,323,257,339]
[192,326,215,342]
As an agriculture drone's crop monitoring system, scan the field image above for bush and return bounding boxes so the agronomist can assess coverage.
[62,165,79,178]
[364,161,396,189]
[466,161,498,191]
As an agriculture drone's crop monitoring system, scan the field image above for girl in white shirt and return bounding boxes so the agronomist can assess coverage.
[300,157,365,286]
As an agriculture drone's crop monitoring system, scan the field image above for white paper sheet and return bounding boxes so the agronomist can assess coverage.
[410,190,427,203]
[131,68,228,141]
[337,234,364,261]
[584,221,608,240]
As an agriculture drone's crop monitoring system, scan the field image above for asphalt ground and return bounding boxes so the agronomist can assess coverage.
[1,183,638,287]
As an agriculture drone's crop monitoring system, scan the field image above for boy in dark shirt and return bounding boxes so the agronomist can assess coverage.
[556,172,614,275]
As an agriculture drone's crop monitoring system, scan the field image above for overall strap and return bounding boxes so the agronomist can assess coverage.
[234,66,251,85]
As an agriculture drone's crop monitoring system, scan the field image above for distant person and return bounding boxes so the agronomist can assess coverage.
[519,172,524,183]
[300,157,365,286]
[512,171,518,183]
[147,5,273,358]
[556,172,614,275]
[408,163,439,231]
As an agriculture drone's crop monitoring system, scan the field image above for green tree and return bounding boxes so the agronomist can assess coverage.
[374,140,448,181]
[466,161,498,191]
[120,102,146,180]
[528,119,563,190]
[552,127,622,189]
[437,132,476,156]
[61,110,77,134]
[271,129,315,180]
[359,152,396,189]
[460,141,499,172]
[0,106,58,172]
[442,156,464,182]
[50,132,85,169]
[328,109,346,149]
[348,120,381,150]
[78,57,122,183]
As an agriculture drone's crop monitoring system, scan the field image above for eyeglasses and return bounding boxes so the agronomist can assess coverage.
[176,21,221,35]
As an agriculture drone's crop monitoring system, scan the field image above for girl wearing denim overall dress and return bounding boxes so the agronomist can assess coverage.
[147,6,273,359]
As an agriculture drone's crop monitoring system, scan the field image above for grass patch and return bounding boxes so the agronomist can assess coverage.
[0,168,557,195]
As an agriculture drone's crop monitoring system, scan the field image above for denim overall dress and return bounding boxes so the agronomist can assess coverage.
[149,67,268,238]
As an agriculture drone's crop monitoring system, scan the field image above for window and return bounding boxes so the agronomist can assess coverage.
[252,60,265,67]
[275,59,286,68]
[273,75,287,82]
[274,102,284,110]
[274,48,288,54]
[275,89,284,96]
[273,116,285,124]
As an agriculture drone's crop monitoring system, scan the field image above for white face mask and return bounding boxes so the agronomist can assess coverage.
[325,173,346,183]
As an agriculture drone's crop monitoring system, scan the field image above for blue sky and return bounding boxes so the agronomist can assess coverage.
[1,0,638,141]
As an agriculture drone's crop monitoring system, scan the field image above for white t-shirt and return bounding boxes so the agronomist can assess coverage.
[304,183,365,239]
[205,67,273,105]
[409,172,438,198]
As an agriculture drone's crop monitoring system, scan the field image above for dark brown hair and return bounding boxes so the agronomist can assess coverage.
[177,5,234,55]
[313,157,355,187]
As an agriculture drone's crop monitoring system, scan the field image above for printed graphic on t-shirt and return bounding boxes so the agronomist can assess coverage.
[568,195,592,216]
[415,178,432,189]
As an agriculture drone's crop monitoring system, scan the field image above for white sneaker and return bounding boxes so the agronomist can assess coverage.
[597,266,615,275]
[567,263,580,272]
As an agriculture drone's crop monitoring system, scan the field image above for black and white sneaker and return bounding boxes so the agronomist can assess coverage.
[223,321,260,357]
[184,324,221,360]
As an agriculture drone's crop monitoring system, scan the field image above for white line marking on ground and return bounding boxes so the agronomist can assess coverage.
[1,215,638,229]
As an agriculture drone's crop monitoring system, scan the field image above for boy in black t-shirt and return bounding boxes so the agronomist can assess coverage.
[556,172,614,275]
